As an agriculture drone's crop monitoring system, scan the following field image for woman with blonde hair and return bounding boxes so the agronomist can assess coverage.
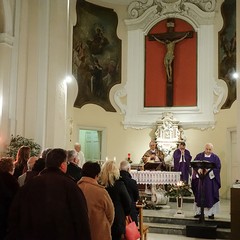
[99,160,131,240]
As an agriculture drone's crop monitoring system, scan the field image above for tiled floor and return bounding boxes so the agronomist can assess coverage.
[144,198,230,240]
[147,233,220,240]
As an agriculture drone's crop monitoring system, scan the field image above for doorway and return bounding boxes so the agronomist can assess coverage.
[78,127,106,162]
[226,127,237,199]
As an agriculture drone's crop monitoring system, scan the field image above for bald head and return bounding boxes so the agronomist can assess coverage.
[149,141,156,150]
[204,143,213,156]
[74,143,81,153]
[27,156,38,170]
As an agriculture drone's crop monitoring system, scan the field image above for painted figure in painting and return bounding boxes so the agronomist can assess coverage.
[72,0,121,112]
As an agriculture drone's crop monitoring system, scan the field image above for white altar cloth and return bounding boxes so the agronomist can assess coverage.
[130,170,181,185]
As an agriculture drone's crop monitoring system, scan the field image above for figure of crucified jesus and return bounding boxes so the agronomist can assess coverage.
[152,32,189,83]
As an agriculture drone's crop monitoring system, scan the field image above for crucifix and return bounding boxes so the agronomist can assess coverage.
[148,19,194,106]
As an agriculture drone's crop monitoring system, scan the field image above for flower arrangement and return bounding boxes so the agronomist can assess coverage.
[165,181,192,198]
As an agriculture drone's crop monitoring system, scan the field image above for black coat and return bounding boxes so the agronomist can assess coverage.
[66,162,82,182]
[106,179,131,240]
[120,170,139,224]
[6,168,91,240]
[13,164,25,179]
[0,172,19,239]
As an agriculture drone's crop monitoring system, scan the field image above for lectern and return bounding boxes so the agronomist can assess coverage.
[186,160,217,239]
[144,161,162,170]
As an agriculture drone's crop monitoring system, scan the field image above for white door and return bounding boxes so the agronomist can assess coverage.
[227,128,237,199]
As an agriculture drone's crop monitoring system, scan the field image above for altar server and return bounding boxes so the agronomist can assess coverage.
[173,142,192,183]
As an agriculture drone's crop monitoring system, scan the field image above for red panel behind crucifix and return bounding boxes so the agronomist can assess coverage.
[145,18,197,107]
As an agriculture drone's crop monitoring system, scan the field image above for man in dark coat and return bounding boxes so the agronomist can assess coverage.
[0,157,19,240]
[120,160,139,225]
[6,148,91,240]
[66,149,82,182]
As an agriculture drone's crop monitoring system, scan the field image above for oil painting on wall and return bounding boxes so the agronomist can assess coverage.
[72,0,121,112]
[219,0,236,109]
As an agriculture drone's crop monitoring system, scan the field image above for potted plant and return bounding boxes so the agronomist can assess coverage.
[6,135,41,159]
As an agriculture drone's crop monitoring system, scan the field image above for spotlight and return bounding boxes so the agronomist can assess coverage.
[232,72,239,79]
[64,76,72,84]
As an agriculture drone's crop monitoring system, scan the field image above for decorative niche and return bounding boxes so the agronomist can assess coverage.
[114,0,226,129]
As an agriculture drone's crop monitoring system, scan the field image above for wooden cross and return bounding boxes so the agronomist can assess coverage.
[148,19,194,107]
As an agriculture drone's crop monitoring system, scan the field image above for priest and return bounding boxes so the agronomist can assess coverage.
[191,143,221,219]
[141,140,166,170]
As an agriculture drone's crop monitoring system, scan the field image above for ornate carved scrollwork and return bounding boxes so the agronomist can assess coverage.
[213,82,225,114]
[114,87,127,114]
[128,0,216,19]
[155,112,186,166]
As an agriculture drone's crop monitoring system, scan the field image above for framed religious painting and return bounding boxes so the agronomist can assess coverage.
[72,0,121,112]
[218,0,236,109]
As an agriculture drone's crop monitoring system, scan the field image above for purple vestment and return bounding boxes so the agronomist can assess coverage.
[191,152,221,208]
[173,148,192,183]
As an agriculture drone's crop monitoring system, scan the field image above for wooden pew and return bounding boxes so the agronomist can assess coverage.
[136,204,149,240]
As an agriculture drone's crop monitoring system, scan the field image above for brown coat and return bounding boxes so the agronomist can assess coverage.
[78,177,114,240]
[6,168,91,240]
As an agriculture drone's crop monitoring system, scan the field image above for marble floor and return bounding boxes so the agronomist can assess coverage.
[147,233,222,240]
[143,198,230,240]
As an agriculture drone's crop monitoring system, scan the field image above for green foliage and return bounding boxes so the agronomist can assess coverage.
[165,182,192,198]
[6,135,41,159]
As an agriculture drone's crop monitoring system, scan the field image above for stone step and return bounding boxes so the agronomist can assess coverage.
[147,222,185,235]
[143,215,231,229]
[145,222,231,239]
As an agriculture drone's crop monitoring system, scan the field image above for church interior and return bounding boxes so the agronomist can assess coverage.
[0,0,239,239]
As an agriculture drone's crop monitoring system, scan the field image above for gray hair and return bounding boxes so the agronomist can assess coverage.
[205,143,213,149]
[120,160,130,171]
[67,150,77,162]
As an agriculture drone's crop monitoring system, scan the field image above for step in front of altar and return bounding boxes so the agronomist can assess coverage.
[142,214,230,239]
[139,190,195,205]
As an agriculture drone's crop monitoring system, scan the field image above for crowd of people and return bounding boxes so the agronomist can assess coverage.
[0,139,222,239]
[0,144,139,240]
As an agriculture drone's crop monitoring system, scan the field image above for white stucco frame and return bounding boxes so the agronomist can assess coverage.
[114,0,226,129]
